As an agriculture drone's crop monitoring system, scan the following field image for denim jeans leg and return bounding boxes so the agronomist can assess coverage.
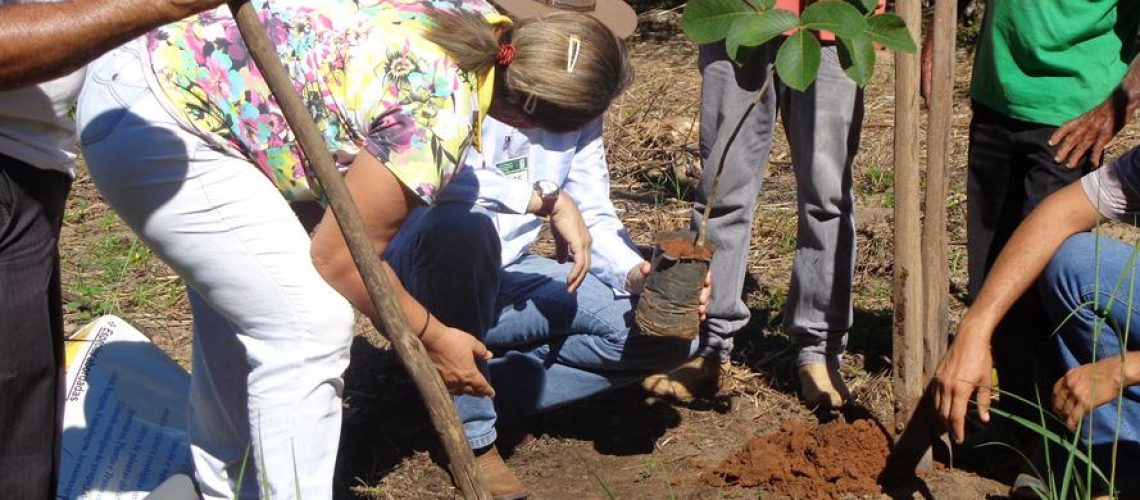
[486,255,700,415]
[778,45,861,367]
[388,203,502,449]
[690,42,778,363]
[1039,232,1140,494]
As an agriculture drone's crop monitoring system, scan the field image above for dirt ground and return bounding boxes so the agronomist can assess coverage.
[61,11,1140,500]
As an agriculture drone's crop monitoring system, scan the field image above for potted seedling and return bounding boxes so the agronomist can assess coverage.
[635,0,917,339]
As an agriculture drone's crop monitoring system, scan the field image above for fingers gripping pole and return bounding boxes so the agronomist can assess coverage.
[225,2,490,498]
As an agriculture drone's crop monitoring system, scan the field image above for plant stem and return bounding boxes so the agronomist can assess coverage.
[696,65,774,250]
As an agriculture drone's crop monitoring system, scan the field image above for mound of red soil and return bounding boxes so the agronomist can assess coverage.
[701,419,890,498]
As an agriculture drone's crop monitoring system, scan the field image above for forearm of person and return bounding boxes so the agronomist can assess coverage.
[1124,351,1140,387]
[959,183,1099,342]
[311,151,448,343]
[0,0,206,89]
[561,118,640,288]
[312,251,444,343]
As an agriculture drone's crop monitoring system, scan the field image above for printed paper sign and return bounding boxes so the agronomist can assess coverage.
[58,315,192,499]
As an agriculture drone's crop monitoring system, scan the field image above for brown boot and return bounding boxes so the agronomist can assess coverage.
[641,355,721,402]
[474,445,528,500]
[798,363,851,410]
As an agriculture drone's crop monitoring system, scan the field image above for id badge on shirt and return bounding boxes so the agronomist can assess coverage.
[493,129,530,181]
[496,156,529,181]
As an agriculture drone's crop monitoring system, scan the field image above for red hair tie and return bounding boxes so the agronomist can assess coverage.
[497,43,516,66]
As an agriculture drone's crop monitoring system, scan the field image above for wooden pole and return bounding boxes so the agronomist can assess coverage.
[891,0,925,440]
[226,2,489,498]
[923,0,956,383]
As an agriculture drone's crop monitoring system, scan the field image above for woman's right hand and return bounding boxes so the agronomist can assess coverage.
[422,327,495,397]
[933,330,994,444]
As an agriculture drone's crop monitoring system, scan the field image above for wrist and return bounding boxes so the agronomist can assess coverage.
[528,180,560,217]
[954,314,996,346]
[1126,90,1140,118]
[1124,352,1140,386]
[418,315,449,348]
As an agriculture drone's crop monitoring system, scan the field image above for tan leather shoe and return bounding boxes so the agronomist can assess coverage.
[798,363,851,410]
[641,355,721,402]
[474,445,528,500]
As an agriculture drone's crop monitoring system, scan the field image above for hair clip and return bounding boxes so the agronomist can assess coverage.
[523,93,538,114]
[566,35,581,73]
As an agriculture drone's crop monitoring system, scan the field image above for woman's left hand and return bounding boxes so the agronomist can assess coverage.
[698,270,711,322]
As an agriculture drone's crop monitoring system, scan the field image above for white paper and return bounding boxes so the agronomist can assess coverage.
[58,315,192,500]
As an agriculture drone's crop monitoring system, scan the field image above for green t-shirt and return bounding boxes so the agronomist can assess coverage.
[971,0,1140,126]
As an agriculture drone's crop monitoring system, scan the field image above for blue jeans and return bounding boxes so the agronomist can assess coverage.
[1039,232,1140,494]
[389,203,701,449]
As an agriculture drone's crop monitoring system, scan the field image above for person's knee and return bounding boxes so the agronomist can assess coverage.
[245,289,353,404]
[1039,232,1097,311]
[289,286,355,371]
[415,204,501,267]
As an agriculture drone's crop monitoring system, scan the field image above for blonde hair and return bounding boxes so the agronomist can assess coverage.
[426,10,632,132]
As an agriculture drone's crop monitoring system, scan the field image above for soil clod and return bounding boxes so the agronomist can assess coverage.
[702,419,891,498]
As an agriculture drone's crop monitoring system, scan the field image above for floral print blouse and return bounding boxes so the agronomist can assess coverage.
[146,0,507,202]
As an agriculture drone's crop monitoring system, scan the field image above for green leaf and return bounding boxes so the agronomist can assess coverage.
[837,32,875,86]
[987,405,1112,487]
[733,45,760,66]
[775,30,821,92]
[756,0,776,9]
[725,9,800,62]
[841,0,877,14]
[866,13,918,53]
[681,0,757,44]
[800,0,867,39]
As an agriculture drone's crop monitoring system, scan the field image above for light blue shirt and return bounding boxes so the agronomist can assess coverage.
[435,116,645,295]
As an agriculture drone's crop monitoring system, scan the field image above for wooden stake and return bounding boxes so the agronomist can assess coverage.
[891,0,925,442]
[923,0,957,381]
[227,2,489,498]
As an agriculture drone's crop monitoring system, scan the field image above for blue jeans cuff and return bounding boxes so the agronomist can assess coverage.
[467,428,497,450]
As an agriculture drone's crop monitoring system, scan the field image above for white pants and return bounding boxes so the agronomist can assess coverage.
[76,40,355,499]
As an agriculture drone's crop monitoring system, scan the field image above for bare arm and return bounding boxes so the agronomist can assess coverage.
[310,151,493,396]
[0,0,224,89]
[934,181,1100,443]
[958,183,1099,346]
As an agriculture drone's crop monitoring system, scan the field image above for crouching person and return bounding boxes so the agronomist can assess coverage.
[935,146,1140,497]
[387,115,709,498]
